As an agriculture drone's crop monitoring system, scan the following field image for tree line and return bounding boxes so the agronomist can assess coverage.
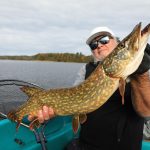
[0,52,93,63]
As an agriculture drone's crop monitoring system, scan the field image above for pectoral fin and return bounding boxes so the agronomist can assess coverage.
[79,114,87,124]
[72,115,80,134]
[29,117,40,130]
[119,78,126,105]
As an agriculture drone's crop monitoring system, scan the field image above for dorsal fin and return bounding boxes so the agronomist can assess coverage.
[20,86,42,97]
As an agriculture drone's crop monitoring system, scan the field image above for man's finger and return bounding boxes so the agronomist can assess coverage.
[43,106,50,120]
[37,110,44,123]
[48,107,55,118]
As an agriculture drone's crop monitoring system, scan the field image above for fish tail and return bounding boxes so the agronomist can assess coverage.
[7,110,18,122]
[7,109,24,131]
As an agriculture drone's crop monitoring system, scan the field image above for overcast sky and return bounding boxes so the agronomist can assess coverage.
[0,0,149,56]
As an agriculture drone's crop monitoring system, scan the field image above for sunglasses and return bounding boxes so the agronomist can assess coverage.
[89,36,111,50]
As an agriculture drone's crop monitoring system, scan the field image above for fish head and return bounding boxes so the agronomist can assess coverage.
[120,22,141,54]
[103,22,150,78]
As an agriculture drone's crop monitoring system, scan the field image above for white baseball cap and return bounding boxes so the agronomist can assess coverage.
[86,26,115,45]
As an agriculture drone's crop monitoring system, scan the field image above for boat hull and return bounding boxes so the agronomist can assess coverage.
[0,116,149,150]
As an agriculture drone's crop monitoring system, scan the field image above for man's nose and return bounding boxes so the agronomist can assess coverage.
[97,43,103,48]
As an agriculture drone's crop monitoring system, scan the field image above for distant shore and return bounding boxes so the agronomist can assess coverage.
[0,52,92,63]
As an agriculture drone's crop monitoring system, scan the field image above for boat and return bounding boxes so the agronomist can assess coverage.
[0,115,150,150]
[0,114,75,150]
[0,79,149,150]
[0,79,75,150]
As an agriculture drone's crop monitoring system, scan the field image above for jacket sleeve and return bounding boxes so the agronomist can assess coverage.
[130,70,150,117]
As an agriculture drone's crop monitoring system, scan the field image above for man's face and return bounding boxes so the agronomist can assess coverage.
[90,35,118,61]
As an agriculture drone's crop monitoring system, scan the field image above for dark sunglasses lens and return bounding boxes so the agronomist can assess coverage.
[89,36,110,50]
[89,42,98,50]
[98,36,110,44]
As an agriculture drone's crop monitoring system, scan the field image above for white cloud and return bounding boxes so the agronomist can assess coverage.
[0,0,149,55]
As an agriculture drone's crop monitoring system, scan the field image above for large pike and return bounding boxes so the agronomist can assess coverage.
[7,23,150,133]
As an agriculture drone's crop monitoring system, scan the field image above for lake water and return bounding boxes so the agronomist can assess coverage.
[0,60,85,113]
[0,60,84,88]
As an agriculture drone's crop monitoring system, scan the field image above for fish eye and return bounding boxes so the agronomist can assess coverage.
[119,42,125,48]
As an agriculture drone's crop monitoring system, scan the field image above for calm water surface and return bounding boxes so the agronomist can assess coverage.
[0,60,84,107]
[0,60,84,88]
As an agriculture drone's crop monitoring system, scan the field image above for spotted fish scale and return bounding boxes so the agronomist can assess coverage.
[7,23,150,133]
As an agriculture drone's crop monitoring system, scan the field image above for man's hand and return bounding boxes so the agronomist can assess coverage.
[28,106,55,123]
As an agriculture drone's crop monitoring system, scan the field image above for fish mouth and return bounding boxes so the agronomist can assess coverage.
[120,22,150,77]
[141,23,150,36]
[140,23,150,51]
[125,22,142,52]
[121,22,150,53]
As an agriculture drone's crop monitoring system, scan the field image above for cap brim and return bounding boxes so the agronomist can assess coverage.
[86,32,113,45]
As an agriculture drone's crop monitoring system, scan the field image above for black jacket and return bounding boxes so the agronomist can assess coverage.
[79,62,144,150]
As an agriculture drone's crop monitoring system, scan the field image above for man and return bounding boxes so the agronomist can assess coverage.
[29,27,150,150]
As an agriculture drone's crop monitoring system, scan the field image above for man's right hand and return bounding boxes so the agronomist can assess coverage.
[28,106,55,123]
